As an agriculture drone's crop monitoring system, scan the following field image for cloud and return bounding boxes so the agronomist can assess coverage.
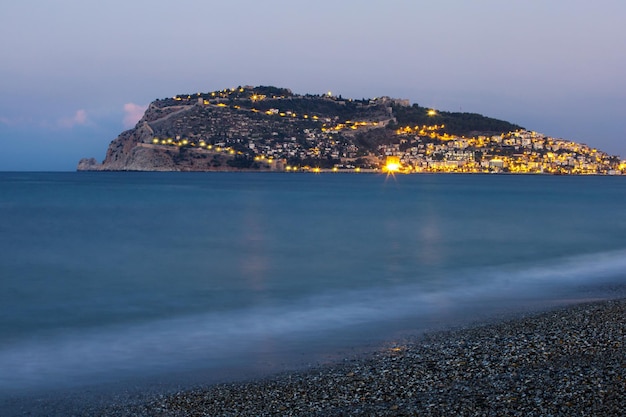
[0,115,32,127]
[123,103,148,128]
[58,109,89,128]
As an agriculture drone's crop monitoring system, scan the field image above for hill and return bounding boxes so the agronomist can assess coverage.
[78,85,624,174]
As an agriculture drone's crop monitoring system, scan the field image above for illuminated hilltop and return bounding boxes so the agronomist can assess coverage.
[78,85,625,174]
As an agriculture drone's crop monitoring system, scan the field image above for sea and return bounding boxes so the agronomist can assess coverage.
[1,172,625,413]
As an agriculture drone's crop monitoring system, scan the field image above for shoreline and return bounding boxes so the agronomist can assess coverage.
[76,297,626,416]
[74,168,624,176]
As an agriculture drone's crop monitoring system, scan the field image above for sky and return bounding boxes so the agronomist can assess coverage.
[1,0,625,171]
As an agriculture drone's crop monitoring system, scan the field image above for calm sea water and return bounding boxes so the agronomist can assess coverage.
[1,172,626,409]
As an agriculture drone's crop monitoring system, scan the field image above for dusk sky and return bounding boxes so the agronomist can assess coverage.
[1,0,625,171]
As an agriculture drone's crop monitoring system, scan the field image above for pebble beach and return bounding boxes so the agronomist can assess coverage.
[78,297,626,417]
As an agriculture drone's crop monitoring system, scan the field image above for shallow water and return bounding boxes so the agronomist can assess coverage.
[1,172,625,411]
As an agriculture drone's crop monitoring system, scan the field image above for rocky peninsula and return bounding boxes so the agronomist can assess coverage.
[78,85,625,174]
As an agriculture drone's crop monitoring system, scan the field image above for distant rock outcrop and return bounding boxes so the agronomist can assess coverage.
[77,157,101,171]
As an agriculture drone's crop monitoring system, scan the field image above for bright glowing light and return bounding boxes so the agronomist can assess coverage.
[383,156,401,173]
[385,162,400,172]
[427,109,437,116]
